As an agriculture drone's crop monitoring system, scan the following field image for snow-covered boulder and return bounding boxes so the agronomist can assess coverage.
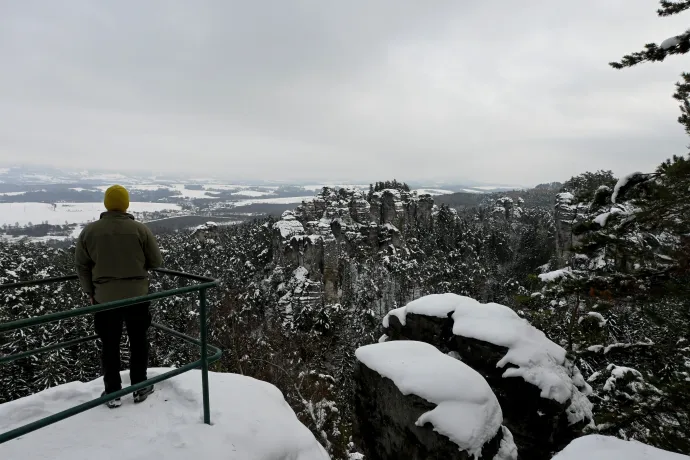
[382,293,593,460]
[552,435,689,460]
[354,340,517,460]
[0,369,329,460]
[273,210,305,240]
[190,221,220,242]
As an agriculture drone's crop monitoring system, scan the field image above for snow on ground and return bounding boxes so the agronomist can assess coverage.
[171,184,219,199]
[128,184,171,191]
[355,340,507,458]
[301,184,369,191]
[77,172,129,181]
[1,234,72,243]
[230,190,275,197]
[461,189,485,194]
[21,174,56,182]
[0,202,181,227]
[413,189,455,196]
[471,185,518,191]
[552,435,689,460]
[0,368,329,460]
[202,184,281,191]
[382,294,593,424]
[230,196,315,207]
[0,191,27,196]
[203,184,240,191]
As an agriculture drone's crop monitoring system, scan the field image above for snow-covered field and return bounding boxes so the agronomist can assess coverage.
[471,185,520,191]
[302,184,369,191]
[0,202,181,227]
[229,196,315,207]
[0,369,329,460]
[90,184,285,199]
[170,184,219,199]
[413,188,455,196]
[230,190,275,197]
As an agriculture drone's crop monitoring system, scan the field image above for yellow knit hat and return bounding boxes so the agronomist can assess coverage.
[104,185,130,212]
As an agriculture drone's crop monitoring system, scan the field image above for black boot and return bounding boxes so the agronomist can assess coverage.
[133,385,154,403]
[101,391,122,409]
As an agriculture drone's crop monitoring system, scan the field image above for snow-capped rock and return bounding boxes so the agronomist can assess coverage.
[354,340,516,460]
[382,293,593,460]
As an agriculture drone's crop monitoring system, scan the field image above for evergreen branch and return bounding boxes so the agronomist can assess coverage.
[610,30,690,68]
[658,0,690,16]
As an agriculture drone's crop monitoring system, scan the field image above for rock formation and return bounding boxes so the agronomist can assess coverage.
[267,186,435,312]
[354,340,517,460]
[553,191,586,266]
[379,294,593,460]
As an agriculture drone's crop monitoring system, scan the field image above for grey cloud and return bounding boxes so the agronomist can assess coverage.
[0,1,688,185]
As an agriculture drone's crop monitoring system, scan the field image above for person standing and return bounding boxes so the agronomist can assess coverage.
[75,185,163,408]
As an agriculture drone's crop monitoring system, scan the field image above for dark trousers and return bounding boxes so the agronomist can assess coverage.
[94,302,152,394]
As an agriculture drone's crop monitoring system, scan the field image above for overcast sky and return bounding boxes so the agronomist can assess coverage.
[1,1,689,186]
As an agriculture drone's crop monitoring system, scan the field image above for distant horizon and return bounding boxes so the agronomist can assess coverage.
[0,163,531,189]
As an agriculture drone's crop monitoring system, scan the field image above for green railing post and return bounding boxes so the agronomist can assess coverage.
[199,288,211,425]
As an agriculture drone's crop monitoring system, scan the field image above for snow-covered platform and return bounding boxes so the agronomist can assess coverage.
[553,435,689,460]
[0,368,329,460]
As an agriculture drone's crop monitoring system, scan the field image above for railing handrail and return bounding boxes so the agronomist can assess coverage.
[0,269,218,333]
[0,268,221,445]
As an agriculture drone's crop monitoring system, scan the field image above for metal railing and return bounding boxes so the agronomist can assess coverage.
[0,268,221,445]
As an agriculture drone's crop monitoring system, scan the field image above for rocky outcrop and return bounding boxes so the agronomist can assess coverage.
[354,361,504,460]
[380,295,593,460]
[553,191,586,265]
[190,221,219,242]
[492,196,524,220]
[354,340,516,460]
[268,186,435,312]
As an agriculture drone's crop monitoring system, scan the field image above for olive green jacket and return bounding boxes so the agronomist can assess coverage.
[75,212,163,303]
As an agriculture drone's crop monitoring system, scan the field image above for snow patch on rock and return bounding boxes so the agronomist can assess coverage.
[356,340,504,458]
[273,211,305,239]
[492,426,518,460]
